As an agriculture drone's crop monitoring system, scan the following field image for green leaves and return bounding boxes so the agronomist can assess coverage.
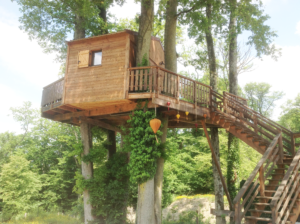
[123,109,162,184]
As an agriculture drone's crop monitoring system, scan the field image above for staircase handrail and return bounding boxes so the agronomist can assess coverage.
[233,134,281,222]
[270,146,300,223]
[221,91,292,136]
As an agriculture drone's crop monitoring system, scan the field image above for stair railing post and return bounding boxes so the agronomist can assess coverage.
[176,75,180,103]
[234,202,241,224]
[291,134,296,156]
[223,91,227,113]
[194,82,197,108]
[271,206,277,224]
[259,166,265,197]
[278,133,284,164]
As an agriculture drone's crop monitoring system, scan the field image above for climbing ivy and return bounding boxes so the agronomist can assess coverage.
[123,109,162,184]
[227,134,240,200]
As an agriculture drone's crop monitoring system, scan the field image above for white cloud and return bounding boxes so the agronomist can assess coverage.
[239,44,300,119]
[296,21,300,35]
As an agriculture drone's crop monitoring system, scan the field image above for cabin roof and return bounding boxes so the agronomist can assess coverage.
[66,29,163,49]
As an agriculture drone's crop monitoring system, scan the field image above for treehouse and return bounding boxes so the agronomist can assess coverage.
[41,30,300,223]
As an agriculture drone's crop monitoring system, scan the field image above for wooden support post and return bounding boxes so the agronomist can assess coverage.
[201,120,234,211]
[278,133,284,164]
[292,134,296,156]
[234,202,240,224]
[259,166,265,197]
[176,76,180,103]
[80,122,95,224]
[194,82,197,108]
[254,115,258,134]
[271,207,277,224]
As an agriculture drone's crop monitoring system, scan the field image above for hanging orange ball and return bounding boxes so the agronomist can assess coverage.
[203,114,207,119]
[185,111,189,120]
[150,118,161,134]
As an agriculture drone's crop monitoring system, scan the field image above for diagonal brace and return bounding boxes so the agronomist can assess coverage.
[201,120,234,211]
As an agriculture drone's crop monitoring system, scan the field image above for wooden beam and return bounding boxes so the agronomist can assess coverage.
[201,120,234,211]
[79,117,122,133]
[210,209,234,217]
[53,102,138,121]
[294,133,300,138]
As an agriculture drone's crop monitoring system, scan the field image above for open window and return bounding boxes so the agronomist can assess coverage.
[92,51,102,66]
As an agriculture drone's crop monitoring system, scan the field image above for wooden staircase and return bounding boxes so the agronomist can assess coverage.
[126,66,300,224]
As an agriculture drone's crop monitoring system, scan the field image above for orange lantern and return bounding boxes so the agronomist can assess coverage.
[185,111,189,120]
[176,113,180,123]
[150,118,161,143]
[203,114,207,119]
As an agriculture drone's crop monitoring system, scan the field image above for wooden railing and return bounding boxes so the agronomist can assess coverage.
[212,90,293,155]
[41,77,64,112]
[233,134,282,223]
[127,66,211,108]
[223,91,247,105]
[270,146,300,224]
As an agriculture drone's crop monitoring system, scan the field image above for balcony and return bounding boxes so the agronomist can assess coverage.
[41,78,64,112]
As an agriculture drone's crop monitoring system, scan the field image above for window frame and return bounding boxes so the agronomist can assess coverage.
[90,50,103,67]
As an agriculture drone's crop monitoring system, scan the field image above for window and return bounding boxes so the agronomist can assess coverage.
[92,51,102,66]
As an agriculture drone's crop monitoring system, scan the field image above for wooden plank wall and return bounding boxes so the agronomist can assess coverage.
[63,31,164,110]
[64,33,129,109]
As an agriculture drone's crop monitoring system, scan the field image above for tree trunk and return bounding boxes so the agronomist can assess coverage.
[228,1,239,223]
[107,130,116,159]
[136,0,154,65]
[228,0,238,96]
[80,122,95,224]
[97,3,108,34]
[135,1,155,223]
[205,3,225,224]
[164,0,178,72]
[154,116,168,224]
[137,178,155,224]
[74,15,85,40]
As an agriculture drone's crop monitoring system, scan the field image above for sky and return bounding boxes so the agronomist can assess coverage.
[0,0,299,134]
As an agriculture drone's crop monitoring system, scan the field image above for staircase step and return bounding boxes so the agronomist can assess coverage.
[245,216,271,222]
[265,190,276,193]
[256,196,274,200]
[248,209,272,214]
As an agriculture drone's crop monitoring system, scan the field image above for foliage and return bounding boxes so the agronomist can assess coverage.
[83,152,129,224]
[244,82,284,117]
[279,94,300,132]
[0,155,43,218]
[3,211,81,224]
[123,109,162,184]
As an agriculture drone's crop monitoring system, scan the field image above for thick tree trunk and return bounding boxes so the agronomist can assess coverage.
[205,3,225,224]
[135,1,155,223]
[80,122,95,224]
[154,116,168,224]
[164,0,178,72]
[136,0,154,65]
[107,130,116,159]
[97,3,108,34]
[228,0,238,96]
[137,178,155,224]
[74,15,85,40]
[228,1,239,223]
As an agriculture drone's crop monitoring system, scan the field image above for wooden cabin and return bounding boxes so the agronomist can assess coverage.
[41,30,164,114]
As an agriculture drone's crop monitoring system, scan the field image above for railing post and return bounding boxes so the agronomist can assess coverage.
[156,67,159,97]
[176,76,180,103]
[291,134,296,156]
[234,202,241,224]
[253,115,258,134]
[278,133,284,164]
[209,88,213,109]
[194,82,197,108]
[271,206,277,224]
[259,166,265,197]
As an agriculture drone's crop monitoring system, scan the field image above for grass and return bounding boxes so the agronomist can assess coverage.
[0,212,82,224]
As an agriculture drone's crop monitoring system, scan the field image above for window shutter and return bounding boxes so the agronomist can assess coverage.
[78,50,89,68]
